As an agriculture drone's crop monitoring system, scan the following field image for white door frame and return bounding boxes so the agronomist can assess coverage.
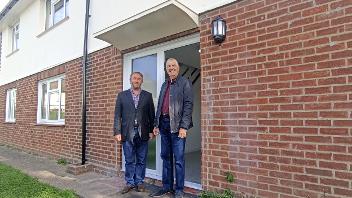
[122,33,201,190]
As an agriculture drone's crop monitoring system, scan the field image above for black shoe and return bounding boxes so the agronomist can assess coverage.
[120,185,134,194]
[136,183,146,192]
[149,189,172,197]
[175,191,184,198]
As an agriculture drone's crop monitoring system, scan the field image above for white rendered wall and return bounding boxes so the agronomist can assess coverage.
[0,0,236,86]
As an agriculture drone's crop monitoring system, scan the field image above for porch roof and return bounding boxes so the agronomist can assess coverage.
[93,0,199,51]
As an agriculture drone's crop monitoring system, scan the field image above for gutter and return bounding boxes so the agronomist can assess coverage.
[81,0,90,165]
[0,0,19,22]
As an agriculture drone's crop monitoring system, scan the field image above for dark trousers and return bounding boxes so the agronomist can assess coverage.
[160,116,186,193]
[122,129,148,186]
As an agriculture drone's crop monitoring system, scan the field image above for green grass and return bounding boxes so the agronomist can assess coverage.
[0,163,77,198]
[57,158,68,165]
[200,189,234,198]
[147,138,156,170]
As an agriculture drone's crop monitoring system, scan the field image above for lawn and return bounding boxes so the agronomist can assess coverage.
[147,138,156,170]
[0,163,77,198]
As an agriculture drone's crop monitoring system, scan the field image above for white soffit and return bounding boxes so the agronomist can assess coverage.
[93,0,199,50]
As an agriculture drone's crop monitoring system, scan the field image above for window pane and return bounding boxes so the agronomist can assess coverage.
[12,28,17,50]
[132,54,157,170]
[12,90,16,120]
[132,54,157,98]
[50,81,58,90]
[41,83,47,119]
[48,91,59,120]
[65,0,69,16]
[15,25,19,50]
[61,78,65,92]
[8,91,13,120]
[6,89,16,121]
[15,33,19,49]
[53,0,65,24]
[45,0,52,28]
[0,32,3,66]
[60,79,65,119]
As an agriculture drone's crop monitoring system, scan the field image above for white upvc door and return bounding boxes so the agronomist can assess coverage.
[122,33,200,189]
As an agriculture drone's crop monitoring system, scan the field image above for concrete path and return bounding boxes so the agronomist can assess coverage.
[0,145,197,198]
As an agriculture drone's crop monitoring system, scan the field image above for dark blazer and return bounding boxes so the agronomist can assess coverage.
[113,89,155,142]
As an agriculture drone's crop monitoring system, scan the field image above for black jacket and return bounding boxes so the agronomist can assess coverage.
[154,75,193,133]
[113,89,155,142]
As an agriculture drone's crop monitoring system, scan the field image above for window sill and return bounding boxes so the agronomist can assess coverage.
[4,121,16,124]
[35,123,65,127]
[37,16,70,38]
[6,49,19,58]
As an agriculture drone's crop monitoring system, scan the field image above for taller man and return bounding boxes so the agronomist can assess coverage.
[113,72,155,194]
[150,58,193,198]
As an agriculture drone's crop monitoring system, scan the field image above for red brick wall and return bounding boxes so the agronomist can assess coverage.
[200,0,352,197]
[85,47,123,174]
[0,64,73,159]
[0,46,123,173]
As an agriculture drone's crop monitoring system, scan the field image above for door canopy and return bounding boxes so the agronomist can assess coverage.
[94,0,199,50]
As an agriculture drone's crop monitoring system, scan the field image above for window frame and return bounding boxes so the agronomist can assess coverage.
[5,88,17,123]
[46,0,69,29]
[12,23,19,52]
[37,75,65,125]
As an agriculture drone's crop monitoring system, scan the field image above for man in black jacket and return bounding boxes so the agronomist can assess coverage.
[113,72,155,194]
[150,58,193,198]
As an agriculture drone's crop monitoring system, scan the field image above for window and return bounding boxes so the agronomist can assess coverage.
[46,0,69,29]
[38,76,65,124]
[12,23,19,51]
[0,32,2,68]
[5,89,16,122]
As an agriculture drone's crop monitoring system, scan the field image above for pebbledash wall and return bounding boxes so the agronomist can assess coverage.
[0,0,351,198]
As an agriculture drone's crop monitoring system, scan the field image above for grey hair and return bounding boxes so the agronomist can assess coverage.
[165,58,179,67]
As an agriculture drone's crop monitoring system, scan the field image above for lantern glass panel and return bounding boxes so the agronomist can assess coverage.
[223,23,226,36]
[212,21,218,36]
[217,20,223,35]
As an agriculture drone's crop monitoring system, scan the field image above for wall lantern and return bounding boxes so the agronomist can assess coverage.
[211,16,227,44]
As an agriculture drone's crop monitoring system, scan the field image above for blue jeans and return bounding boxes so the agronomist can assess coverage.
[122,129,148,186]
[160,116,186,193]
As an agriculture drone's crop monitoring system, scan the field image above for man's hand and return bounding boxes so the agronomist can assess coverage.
[178,128,187,138]
[114,134,121,142]
[153,127,160,136]
[149,133,154,140]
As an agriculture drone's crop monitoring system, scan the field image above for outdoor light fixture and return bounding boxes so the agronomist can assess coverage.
[211,16,227,44]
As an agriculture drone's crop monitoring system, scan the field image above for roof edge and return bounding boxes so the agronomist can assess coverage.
[0,0,20,22]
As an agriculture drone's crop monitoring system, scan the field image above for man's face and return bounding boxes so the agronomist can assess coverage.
[130,73,143,89]
[166,59,180,80]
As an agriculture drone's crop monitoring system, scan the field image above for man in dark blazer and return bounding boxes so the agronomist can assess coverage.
[113,71,155,194]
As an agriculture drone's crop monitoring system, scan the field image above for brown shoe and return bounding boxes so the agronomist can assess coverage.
[136,184,146,192]
[121,185,134,194]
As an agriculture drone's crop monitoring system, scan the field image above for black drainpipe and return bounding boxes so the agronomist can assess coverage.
[81,0,90,165]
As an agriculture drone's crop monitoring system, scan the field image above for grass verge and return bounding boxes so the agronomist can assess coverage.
[0,163,77,198]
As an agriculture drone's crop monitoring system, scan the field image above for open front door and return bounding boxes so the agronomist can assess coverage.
[122,34,201,189]
[164,43,201,186]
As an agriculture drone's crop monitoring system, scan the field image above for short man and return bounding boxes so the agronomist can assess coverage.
[113,72,155,194]
[150,58,193,198]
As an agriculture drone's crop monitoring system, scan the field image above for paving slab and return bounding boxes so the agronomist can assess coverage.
[0,145,197,198]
